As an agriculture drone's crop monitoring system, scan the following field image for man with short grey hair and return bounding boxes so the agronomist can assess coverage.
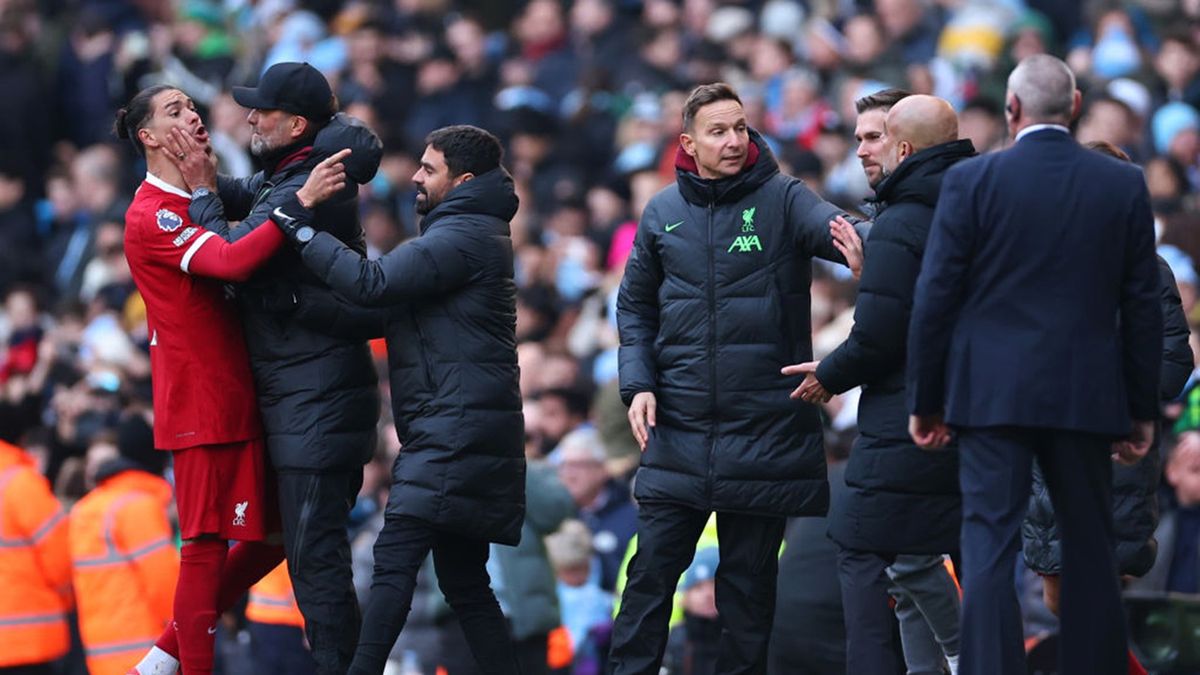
[1005,53,1078,123]
[908,54,1161,675]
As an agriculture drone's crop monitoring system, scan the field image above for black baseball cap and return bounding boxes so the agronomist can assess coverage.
[232,62,336,122]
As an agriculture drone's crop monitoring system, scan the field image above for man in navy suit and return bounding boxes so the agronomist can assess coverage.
[906,54,1162,675]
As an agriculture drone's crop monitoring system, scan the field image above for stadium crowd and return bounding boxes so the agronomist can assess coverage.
[3,0,1200,673]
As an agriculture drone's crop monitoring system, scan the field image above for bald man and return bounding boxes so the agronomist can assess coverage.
[907,55,1161,675]
[784,94,976,674]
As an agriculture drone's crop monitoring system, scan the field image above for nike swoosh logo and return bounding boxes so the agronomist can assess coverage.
[207,626,218,635]
[664,221,683,232]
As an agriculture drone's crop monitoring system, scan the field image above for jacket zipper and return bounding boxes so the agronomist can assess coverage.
[251,180,275,212]
[706,194,718,504]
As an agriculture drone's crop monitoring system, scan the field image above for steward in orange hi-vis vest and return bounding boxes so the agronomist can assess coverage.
[246,562,304,628]
[70,461,178,675]
[0,439,72,668]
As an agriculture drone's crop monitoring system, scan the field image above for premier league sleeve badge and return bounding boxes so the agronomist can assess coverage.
[156,208,184,232]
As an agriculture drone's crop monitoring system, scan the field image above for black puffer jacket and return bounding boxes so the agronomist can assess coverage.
[190,113,383,471]
[299,168,526,545]
[617,130,850,517]
[817,139,975,554]
[1022,256,1193,575]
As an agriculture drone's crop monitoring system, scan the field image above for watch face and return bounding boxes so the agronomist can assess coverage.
[297,226,315,243]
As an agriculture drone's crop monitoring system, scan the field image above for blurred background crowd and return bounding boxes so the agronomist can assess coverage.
[5,0,1200,672]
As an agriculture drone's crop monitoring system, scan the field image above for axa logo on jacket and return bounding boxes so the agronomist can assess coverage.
[727,235,762,253]
[728,206,763,252]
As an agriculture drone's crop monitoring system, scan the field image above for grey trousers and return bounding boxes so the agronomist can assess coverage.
[888,554,961,675]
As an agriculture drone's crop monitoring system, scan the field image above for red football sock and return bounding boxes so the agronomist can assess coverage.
[174,539,227,674]
[156,541,286,658]
[1127,649,1147,675]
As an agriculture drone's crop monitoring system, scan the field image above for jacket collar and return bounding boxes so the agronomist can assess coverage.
[873,139,977,207]
[674,129,778,207]
[144,172,192,200]
[420,167,519,233]
[272,145,313,176]
[673,136,760,175]
[1015,124,1070,143]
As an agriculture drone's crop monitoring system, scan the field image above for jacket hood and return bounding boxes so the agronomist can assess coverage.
[310,112,384,184]
[422,167,520,231]
[674,128,778,206]
[874,139,976,208]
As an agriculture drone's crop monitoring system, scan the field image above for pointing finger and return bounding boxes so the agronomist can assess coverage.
[321,149,352,166]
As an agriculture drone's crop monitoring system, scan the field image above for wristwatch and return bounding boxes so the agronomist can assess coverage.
[272,206,315,245]
[191,186,212,200]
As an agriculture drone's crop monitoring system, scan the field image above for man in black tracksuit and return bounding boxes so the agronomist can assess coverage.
[186,63,382,673]
[789,94,975,674]
[613,82,860,674]
[274,124,526,675]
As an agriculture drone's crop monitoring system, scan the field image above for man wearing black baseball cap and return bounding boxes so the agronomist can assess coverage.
[164,61,386,675]
[232,62,339,168]
[232,61,337,129]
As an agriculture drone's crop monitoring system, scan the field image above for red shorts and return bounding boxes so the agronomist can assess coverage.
[173,439,279,541]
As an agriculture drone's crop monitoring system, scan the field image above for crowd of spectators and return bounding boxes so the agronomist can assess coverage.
[5,0,1200,672]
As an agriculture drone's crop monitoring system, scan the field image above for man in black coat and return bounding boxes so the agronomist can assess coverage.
[787,94,973,675]
[274,124,525,675]
[907,55,1163,675]
[613,82,860,674]
[176,62,382,674]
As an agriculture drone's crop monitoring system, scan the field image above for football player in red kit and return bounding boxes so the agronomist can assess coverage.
[115,84,348,675]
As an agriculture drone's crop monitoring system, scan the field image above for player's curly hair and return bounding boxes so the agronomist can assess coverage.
[114,84,180,157]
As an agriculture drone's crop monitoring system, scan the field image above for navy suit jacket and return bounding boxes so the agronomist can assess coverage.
[907,128,1162,435]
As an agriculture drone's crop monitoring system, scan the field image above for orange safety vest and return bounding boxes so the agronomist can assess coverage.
[245,562,304,628]
[70,469,178,675]
[0,440,72,667]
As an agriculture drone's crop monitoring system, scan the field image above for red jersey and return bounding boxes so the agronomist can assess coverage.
[124,173,285,450]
